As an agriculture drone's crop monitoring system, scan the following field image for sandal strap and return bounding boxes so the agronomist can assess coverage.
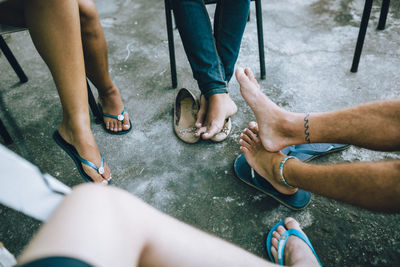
[286,144,335,155]
[103,109,126,122]
[277,228,322,266]
[74,152,105,175]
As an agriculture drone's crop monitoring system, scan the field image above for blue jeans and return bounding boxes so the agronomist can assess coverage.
[172,0,250,98]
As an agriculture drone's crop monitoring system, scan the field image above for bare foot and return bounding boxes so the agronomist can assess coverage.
[270,218,320,266]
[239,122,297,195]
[98,85,131,133]
[58,120,111,184]
[235,67,304,152]
[194,93,237,140]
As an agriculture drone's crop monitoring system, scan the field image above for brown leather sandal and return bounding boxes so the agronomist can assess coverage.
[174,88,200,143]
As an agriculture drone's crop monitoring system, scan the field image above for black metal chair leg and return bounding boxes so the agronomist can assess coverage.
[255,0,266,79]
[351,0,373,73]
[377,0,390,30]
[0,117,13,145]
[165,0,178,88]
[86,80,102,124]
[0,35,28,83]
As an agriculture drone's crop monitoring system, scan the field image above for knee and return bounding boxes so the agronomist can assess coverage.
[78,0,99,30]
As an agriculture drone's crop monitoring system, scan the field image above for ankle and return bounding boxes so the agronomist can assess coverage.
[278,112,305,141]
[59,117,91,138]
[98,84,120,99]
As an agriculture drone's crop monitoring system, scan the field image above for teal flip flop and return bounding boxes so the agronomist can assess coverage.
[53,130,110,184]
[281,143,350,162]
[98,103,132,135]
[266,220,322,266]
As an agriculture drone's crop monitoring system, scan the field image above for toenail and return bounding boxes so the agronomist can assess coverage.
[101,180,108,185]
[124,124,129,128]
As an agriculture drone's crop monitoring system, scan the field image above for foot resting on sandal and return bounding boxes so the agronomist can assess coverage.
[268,218,321,266]
[98,85,131,133]
[57,122,111,184]
[239,122,297,195]
[194,93,237,140]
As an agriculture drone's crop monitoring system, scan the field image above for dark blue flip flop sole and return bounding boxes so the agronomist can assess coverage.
[233,154,311,210]
[53,130,94,182]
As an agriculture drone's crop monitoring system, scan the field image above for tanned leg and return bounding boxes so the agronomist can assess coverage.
[78,0,130,133]
[23,0,110,182]
[236,67,400,152]
[19,184,321,267]
[240,123,400,212]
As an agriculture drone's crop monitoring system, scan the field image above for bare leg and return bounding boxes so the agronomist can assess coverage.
[236,67,400,152]
[19,0,110,182]
[78,0,130,133]
[240,124,400,212]
[18,184,320,267]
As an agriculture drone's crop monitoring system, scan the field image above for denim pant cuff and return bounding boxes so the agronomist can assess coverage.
[203,88,228,99]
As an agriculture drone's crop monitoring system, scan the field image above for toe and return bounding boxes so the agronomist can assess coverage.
[123,114,131,130]
[117,121,123,131]
[271,245,278,264]
[202,122,222,139]
[244,68,259,87]
[239,146,249,154]
[101,163,112,182]
[239,138,251,150]
[284,217,301,231]
[196,95,207,128]
[244,128,258,141]
[106,121,110,130]
[235,67,249,84]
[195,126,207,137]
[248,121,259,132]
[276,225,287,235]
[273,231,281,240]
[239,132,253,146]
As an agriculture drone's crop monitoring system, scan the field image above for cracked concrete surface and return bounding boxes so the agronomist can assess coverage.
[0,0,399,266]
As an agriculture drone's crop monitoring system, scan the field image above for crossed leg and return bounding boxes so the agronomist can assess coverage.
[18,184,320,267]
[236,67,400,212]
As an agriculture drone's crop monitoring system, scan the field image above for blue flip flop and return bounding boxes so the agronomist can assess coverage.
[98,103,132,135]
[233,154,311,210]
[266,220,322,266]
[53,130,109,183]
[280,143,350,162]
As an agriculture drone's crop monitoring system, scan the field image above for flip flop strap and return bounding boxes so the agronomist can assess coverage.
[287,144,334,155]
[103,109,126,122]
[74,152,105,175]
[277,228,322,266]
[251,168,263,188]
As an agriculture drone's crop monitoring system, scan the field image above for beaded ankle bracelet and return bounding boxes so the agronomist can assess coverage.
[279,156,296,188]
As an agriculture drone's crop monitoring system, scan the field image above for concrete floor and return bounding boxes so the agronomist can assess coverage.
[1,0,400,266]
